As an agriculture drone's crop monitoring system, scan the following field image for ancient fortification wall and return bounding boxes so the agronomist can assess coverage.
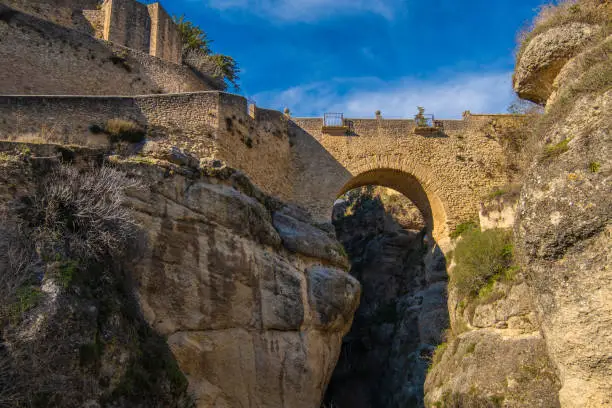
[2,0,101,35]
[0,5,213,95]
[103,0,151,55]
[146,3,182,65]
[0,92,295,199]
[0,93,218,156]
[2,0,182,64]
[0,85,512,241]
[102,0,182,64]
[216,93,293,199]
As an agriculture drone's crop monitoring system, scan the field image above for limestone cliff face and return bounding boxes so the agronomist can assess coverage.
[513,7,611,406]
[0,144,360,408]
[118,158,361,408]
[426,4,611,406]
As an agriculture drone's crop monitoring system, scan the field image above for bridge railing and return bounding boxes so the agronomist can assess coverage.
[324,113,345,127]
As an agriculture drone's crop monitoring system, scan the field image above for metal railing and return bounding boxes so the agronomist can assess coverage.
[324,113,345,127]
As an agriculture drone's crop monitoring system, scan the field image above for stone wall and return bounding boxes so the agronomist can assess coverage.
[0,92,294,200]
[2,0,183,64]
[147,3,182,65]
[104,0,151,54]
[0,93,220,157]
[1,0,101,35]
[101,0,182,65]
[0,5,215,95]
[215,93,293,201]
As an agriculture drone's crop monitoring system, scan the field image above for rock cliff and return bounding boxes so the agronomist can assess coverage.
[426,1,611,406]
[0,143,360,408]
[325,188,448,408]
[513,1,611,405]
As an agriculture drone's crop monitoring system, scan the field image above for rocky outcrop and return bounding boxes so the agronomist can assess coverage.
[0,144,361,408]
[513,23,601,104]
[513,3,612,406]
[426,277,561,407]
[121,158,360,408]
[514,91,611,406]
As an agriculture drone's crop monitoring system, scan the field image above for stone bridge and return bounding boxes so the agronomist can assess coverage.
[0,91,516,245]
[287,115,513,245]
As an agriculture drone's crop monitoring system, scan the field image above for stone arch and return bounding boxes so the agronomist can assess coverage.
[336,166,448,242]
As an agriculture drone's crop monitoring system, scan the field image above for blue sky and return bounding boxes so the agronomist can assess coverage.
[161,0,547,118]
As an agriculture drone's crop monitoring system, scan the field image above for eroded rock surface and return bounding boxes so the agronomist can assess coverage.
[515,90,612,407]
[513,23,600,104]
[123,160,360,408]
[0,145,360,408]
[513,5,612,406]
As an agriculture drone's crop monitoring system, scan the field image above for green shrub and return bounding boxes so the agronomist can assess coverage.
[174,14,240,90]
[105,119,145,143]
[589,161,601,173]
[7,286,43,324]
[57,260,79,288]
[451,229,514,298]
[486,183,522,200]
[450,221,478,239]
[542,138,571,160]
[431,342,448,366]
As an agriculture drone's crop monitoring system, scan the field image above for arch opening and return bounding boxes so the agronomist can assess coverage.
[325,178,450,408]
[336,168,448,243]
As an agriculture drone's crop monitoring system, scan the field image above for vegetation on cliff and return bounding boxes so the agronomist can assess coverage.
[174,15,240,90]
[450,228,515,299]
[516,0,611,63]
[0,160,193,408]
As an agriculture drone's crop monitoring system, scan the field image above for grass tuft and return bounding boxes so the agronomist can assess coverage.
[104,119,146,143]
[450,221,479,240]
[588,161,601,173]
[542,138,572,161]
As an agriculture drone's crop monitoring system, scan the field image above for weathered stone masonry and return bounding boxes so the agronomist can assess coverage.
[289,115,510,243]
[3,0,182,64]
[0,91,513,244]
[102,0,182,64]
[0,4,215,95]
[0,92,295,199]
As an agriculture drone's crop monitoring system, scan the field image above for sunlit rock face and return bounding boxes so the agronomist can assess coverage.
[513,4,612,406]
[126,162,361,408]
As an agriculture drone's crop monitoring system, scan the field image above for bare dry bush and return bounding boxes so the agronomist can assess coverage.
[26,165,141,262]
[0,164,147,407]
[0,208,39,326]
[0,346,19,408]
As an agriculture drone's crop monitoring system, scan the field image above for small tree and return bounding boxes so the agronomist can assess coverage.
[209,54,240,91]
[173,15,211,54]
[173,15,240,91]
[415,106,429,127]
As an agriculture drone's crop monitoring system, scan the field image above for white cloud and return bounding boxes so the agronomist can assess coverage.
[252,72,515,119]
[203,0,405,22]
